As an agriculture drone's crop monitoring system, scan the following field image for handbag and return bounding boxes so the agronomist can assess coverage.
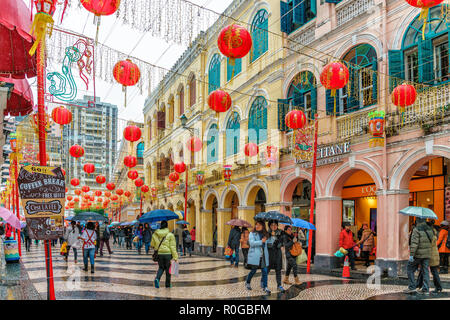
[296,250,307,264]
[152,235,168,262]
[169,260,179,276]
[289,242,303,257]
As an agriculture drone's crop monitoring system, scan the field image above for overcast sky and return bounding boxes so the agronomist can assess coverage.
[26,0,233,130]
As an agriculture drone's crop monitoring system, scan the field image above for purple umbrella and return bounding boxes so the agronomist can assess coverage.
[226,219,252,228]
[0,207,20,229]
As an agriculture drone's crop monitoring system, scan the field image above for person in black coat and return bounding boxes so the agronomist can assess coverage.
[267,220,285,293]
[283,225,301,285]
[227,226,241,267]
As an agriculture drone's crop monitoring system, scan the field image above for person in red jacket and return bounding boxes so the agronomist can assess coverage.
[190,227,196,253]
[339,222,356,270]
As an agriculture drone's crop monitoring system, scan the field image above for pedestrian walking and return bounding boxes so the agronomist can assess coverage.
[151,220,178,288]
[240,227,250,267]
[143,223,152,254]
[174,224,184,255]
[134,224,144,254]
[182,225,193,257]
[436,220,449,274]
[283,225,301,285]
[266,220,285,293]
[111,228,117,245]
[356,223,375,267]
[245,220,271,294]
[118,227,125,247]
[227,226,241,267]
[125,227,133,249]
[22,226,31,252]
[190,226,196,253]
[339,222,357,270]
[404,218,434,295]
[80,222,97,274]
[64,221,80,263]
[99,222,113,256]
[94,222,100,255]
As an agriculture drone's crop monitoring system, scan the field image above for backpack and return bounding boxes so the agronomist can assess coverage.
[184,233,192,244]
[102,228,110,240]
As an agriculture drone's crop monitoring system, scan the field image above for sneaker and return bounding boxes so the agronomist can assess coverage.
[417,290,430,296]
[263,287,271,295]
[245,283,252,291]
[154,279,160,289]
[278,286,285,293]
[91,268,94,274]
[403,288,416,294]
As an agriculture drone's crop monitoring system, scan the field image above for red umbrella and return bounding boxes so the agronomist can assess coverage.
[0,0,36,79]
[0,75,34,116]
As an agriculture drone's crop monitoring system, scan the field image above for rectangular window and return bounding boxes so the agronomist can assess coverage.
[434,36,449,82]
[304,92,311,119]
[179,88,184,116]
[405,48,419,83]
[189,78,196,107]
[359,68,373,107]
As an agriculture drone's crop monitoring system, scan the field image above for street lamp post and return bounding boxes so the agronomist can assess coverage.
[180,114,195,221]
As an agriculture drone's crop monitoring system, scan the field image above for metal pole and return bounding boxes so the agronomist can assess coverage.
[184,166,188,220]
[37,42,56,300]
[14,166,21,256]
[307,117,319,274]
[140,193,143,217]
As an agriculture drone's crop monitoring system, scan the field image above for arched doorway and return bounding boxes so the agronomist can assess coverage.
[204,192,218,253]
[255,189,266,214]
[222,190,240,253]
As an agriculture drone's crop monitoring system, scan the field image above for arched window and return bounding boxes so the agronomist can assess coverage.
[326,43,378,115]
[286,71,317,119]
[250,9,269,63]
[227,58,241,81]
[168,96,174,124]
[136,142,144,164]
[389,5,449,88]
[189,75,196,107]
[226,112,240,156]
[208,54,221,93]
[157,104,166,132]
[207,124,218,163]
[248,96,267,144]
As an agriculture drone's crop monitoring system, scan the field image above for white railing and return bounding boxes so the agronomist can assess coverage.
[336,0,375,27]
[288,25,315,51]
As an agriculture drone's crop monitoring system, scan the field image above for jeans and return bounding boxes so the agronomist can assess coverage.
[268,266,282,287]
[439,253,449,272]
[126,238,132,249]
[83,248,95,267]
[417,265,442,291]
[113,235,117,244]
[345,247,356,269]
[183,242,192,256]
[407,258,430,291]
[118,236,124,247]
[156,254,172,287]
[286,256,298,277]
[100,239,112,254]
[136,239,143,253]
[242,248,249,266]
[247,267,268,288]
[144,241,151,254]
[66,246,78,261]
[230,247,240,266]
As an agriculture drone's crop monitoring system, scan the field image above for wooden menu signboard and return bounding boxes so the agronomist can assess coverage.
[17,165,65,240]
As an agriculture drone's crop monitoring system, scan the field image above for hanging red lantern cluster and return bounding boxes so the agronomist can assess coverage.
[124,190,131,198]
[74,189,81,196]
[285,109,307,130]
[104,191,111,198]
[127,170,138,180]
[110,195,118,201]
[70,178,80,187]
[69,145,84,158]
[106,182,115,191]
[244,143,259,157]
[135,178,144,187]
[208,90,232,113]
[174,162,186,174]
[51,106,72,126]
[391,84,417,113]
[186,137,202,152]
[83,163,95,175]
[124,155,137,168]
[74,197,79,203]
[168,172,179,182]
[217,24,252,64]
[67,195,73,201]
[113,59,140,108]
[94,190,102,197]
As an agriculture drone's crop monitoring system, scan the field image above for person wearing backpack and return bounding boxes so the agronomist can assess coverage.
[143,223,152,254]
[436,221,449,274]
[182,225,192,257]
[266,220,285,293]
[99,222,113,256]
[151,220,178,288]
[227,226,242,267]
[283,225,301,285]
[79,222,97,273]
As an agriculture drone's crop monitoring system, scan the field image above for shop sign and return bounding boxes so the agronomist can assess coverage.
[296,142,351,167]
[17,165,65,240]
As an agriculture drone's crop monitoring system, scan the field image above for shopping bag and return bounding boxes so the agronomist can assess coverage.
[169,260,179,276]
[60,242,68,255]
[296,250,307,265]
[224,246,233,259]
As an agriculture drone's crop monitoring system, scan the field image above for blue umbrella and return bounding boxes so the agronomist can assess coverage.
[139,209,183,223]
[65,216,74,221]
[399,206,438,219]
[290,218,316,230]
[176,220,190,225]
[150,222,160,230]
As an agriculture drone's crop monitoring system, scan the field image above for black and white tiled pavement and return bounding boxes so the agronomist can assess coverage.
[17,243,450,300]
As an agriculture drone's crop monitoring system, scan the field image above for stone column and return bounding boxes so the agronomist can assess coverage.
[200,209,213,254]
[314,197,343,269]
[375,189,410,277]
[217,208,232,256]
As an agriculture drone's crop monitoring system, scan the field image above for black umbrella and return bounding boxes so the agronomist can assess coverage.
[71,212,108,222]
[254,211,293,225]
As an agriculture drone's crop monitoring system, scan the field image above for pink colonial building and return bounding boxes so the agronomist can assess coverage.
[277,0,450,276]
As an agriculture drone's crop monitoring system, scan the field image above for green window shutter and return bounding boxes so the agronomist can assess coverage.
[388,50,404,92]
[371,57,378,104]
[347,65,359,113]
[292,91,304,109]
[227,58,241,81]
[293,0,306,25]
[226,128,234,157]
[418,38,434,84]
[311,85,317,119]
[277,98,289,131]
[260,107,267,143]
[325,90,334,115]
[280,1,292,34]
[310,0,317,16]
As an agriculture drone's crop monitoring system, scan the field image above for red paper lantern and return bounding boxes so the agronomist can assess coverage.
[74,197,79,203]
[97,197,103,203]
[83,163,95,175]
[124,190,131,198]
[320,62,349,92]
[285,110,306,130]
[96,175,106,184]
[65,187,68,193]
[174,162,186,174]
[51,106,72,126]
[94,190,102,197]
[89,195,95,201]
[111,195,118,201]
[67,195,73,201]
[141,185,149,193]
[116,189,124,196]
[61,169,66,176]
[391,84,417,112]
[127,170,138,180]
[207,90,232,113]
[123,125,142,142]
[69,145,84,158]
[70,178,80,187]
[124,155,137,168]
[106,183,115,191]
[74,189,81,196]
[104,191,111,198]
[113,59,140,87]
[80,0,120,16]
[81,186,90,193]
[244,143,259,157]
[217,24,252,61]
[186,137,202,152]
[168,172,179,182]
[135,178,144,187]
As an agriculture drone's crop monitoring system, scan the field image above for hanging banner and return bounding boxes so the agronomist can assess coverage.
[17,165,66,240]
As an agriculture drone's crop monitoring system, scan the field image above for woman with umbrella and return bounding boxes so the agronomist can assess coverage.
[266,220,285,293]
[79,222,97,273]
[283,225,302,285]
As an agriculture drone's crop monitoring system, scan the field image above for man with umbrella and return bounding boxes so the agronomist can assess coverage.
[227,225,242,267]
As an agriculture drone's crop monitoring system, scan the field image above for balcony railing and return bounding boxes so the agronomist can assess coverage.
[336,0,375,27]
[336,107,373,141]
